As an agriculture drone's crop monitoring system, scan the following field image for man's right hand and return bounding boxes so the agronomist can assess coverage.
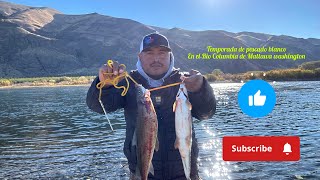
[99,60,126,88]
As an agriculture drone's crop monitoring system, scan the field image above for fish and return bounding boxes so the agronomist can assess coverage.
[132,84,159,180]
[173,83,192,180]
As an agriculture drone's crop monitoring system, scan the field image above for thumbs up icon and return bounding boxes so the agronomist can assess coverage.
[249,90,266,106]
[238,80,276,117]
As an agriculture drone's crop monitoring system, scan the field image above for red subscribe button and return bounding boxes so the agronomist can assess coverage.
[223,136,300,161]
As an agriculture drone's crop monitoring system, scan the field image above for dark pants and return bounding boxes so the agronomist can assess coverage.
[129,172,202,180]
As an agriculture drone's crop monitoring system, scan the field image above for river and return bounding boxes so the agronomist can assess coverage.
[0,81,319,179]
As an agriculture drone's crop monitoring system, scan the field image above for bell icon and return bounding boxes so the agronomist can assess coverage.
[283,143,292,155]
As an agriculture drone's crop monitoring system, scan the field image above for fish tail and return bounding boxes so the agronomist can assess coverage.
[181,154,191,180]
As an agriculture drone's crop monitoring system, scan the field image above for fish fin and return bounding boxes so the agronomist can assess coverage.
[135,166,141,179]
[155,137,159,151]
[173,101,177,112]
[187,100,192,110]
[149,163,154,176]
[132,130,137,146]
[174,138,179,149]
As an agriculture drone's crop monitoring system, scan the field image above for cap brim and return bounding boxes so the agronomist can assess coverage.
[142,45,171,52]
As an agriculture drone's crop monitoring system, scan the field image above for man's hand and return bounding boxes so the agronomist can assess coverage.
[99,60,126,88]
[181,69,204,93]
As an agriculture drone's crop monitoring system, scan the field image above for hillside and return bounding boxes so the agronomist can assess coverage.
[1,1,319,77]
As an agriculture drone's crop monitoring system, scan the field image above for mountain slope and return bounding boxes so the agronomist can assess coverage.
[0,1,319,77]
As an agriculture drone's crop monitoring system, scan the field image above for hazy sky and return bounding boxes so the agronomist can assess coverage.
[4,0,320,39]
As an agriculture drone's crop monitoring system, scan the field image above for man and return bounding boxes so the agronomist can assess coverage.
[86,32,216,179]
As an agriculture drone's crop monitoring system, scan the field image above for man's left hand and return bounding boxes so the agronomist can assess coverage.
[181,69,204,93]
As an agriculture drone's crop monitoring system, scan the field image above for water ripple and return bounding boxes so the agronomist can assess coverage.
[0,82,319,179]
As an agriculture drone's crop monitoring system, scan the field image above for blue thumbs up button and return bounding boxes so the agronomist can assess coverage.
[238,80,276,118]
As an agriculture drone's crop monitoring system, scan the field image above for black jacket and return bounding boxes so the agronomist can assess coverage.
[86,69,216,179]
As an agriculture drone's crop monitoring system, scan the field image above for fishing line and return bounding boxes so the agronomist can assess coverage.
[96,60,183,131]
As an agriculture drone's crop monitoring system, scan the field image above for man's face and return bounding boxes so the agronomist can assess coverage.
[139,47,171,78]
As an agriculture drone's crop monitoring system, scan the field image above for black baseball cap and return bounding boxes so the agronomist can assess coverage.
[140,32,171,52]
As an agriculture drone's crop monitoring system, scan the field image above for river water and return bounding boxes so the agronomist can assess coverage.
[0,81,319,179]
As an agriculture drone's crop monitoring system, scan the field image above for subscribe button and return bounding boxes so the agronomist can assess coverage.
[223,136,300,161]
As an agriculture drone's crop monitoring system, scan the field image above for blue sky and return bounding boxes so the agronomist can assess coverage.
[4,0,320,39]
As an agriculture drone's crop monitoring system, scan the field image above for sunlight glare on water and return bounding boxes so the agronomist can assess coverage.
[0,81,319,179]
[198,125,232,179]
